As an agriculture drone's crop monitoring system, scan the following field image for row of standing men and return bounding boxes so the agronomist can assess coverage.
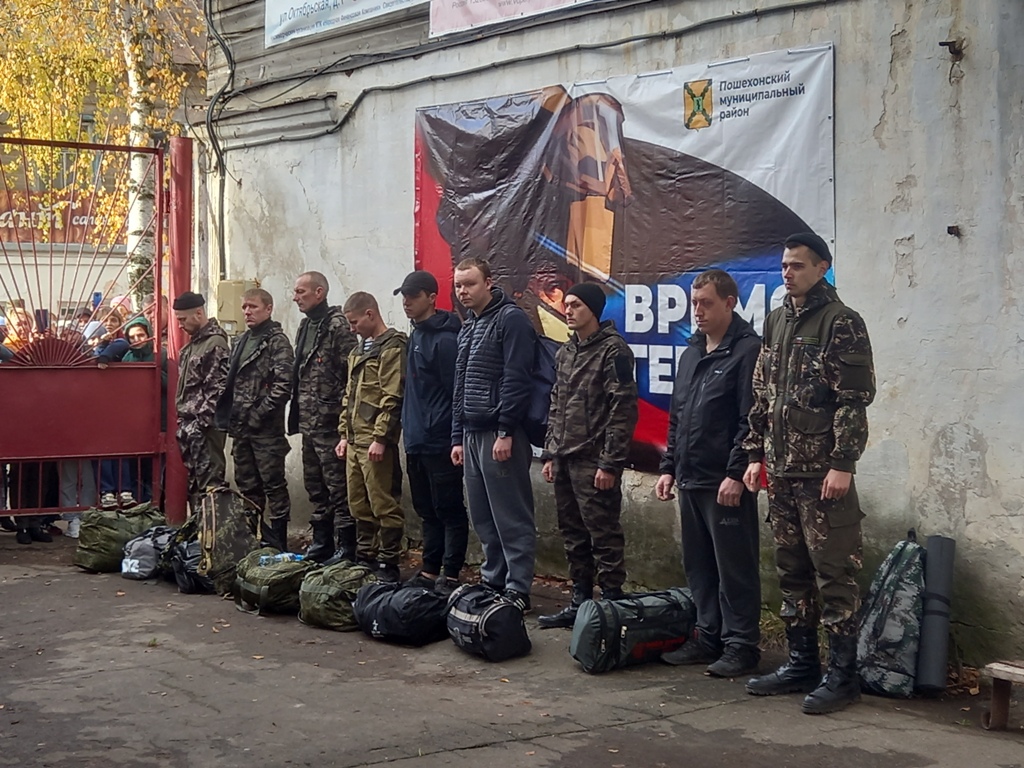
[171,230,875,716]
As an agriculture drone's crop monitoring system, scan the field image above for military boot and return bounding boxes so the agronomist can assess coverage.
[324,524,358,566]
[538,582,592,629]
[745,626,822,696]
[377,526,405,570]
[305,518,335,563]
[802,632,860,714]
[262,517,289,552]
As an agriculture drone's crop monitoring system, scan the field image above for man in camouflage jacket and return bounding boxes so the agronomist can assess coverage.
[215,288,294,551]
[742,233,876,715]
[336,292,408,583]
[288,272,359,562]
[173,292,230,504]
[538,283,637,629]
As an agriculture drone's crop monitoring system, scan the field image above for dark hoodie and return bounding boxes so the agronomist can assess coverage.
[402,309,462,454]
[660,312,760,489]
[452,288,536,443]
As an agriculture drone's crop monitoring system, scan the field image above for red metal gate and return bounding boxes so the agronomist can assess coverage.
[0,136,186,523]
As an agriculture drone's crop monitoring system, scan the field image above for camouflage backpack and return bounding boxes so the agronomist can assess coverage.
[299,561,378,631]
[196,487,261,595]
[857,531,926,697]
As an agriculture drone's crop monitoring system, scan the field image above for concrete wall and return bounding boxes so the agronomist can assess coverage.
[201,0,1024,661]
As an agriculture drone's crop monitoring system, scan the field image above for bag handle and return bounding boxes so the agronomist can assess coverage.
[234,577,269,616]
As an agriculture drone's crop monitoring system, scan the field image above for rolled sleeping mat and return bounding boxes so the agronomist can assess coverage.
[916,534,956,694]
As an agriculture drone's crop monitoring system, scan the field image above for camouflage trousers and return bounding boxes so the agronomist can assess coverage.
[552,456,626,591]
[767,475,864,636]
[232,434,291,523]
[347,442,404,566]
[301,431,352,539]
[176,421,227,496]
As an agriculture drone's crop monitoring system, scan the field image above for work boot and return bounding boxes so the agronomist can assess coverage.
[538,582,592,629]
[262,517,289,552]
[28,526,53,543]
[377,526,405,567]
[802,632,861,714]
[305,519,335,563]
[336,524,358,562]
[746,626,822,696]
[707,644,761,678]
[376,563,401,583]
[661,632,720,666]
[601,586,625,601]
[16,528,33,545]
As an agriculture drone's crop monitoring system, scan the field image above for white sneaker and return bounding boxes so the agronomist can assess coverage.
[100,492,118,509]
[66,518,81,539]
[118,491,136,508]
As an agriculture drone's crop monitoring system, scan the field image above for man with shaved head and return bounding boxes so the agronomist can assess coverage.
[289,272,359,562]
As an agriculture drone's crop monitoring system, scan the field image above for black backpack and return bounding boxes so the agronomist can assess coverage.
[352,582,450,646]
[446,584,532,662]
[570,588,696,674]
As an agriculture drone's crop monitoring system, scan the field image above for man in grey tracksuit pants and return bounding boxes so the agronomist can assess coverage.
[451,259,537,610]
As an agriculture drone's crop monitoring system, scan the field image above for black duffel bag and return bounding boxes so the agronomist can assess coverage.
[171,540,215,595]
[352,582,450,646]
[570,588,696,674]
[446,584,531,662]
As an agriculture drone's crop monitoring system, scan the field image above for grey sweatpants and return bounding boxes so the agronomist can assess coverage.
[463,428,536,595]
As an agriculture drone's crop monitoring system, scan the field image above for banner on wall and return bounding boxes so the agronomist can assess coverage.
[430,0,602,37]
[414,45,835,468]
[265,0,426,48]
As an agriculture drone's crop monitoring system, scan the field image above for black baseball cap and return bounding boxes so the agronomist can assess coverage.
[784,232,833,264]
[394,270,439,296]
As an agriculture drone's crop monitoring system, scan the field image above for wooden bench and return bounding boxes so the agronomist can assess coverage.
[982,661,1024,730]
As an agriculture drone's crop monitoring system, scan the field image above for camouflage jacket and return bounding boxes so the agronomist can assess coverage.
[288,306,358,436]
[743,280,875,477]
[339,328,408,447]
[542,321,638,472]
[215,320,294,438]
[177,319,230,430]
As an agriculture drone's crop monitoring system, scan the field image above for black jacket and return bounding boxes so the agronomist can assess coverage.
[452,288,535,443]
[403,310,461,455]
[660,312,760,489]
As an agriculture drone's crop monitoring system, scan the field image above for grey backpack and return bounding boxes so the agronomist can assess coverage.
[121,525,178,580]
[857,531,926,697]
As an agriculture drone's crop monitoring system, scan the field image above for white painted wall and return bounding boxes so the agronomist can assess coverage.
[204,0,1024,657]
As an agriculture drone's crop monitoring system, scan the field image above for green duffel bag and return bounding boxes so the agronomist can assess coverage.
[298,561,378,631]
[234,548,322,615]
[74,502,166,573]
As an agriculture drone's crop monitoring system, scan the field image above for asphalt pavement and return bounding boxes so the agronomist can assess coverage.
[0,532,1021,768]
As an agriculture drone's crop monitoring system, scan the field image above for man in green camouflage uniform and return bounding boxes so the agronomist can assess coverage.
[288,272,359,563]
[742,232,875,715]
[336,292,408,583]
[173,292,230,507]
[215,288,294,551]
[538,283,638,629]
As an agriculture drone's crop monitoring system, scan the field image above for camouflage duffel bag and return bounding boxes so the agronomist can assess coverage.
[197,487,260,595]
[857,531,925,698]
[298,561,378,631]
[74,502,166,573]
[234,548,321,615]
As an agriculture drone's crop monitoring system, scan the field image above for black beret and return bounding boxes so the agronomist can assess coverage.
[784,232,832,264]
[172,291,206,310]
[565,282,607,320]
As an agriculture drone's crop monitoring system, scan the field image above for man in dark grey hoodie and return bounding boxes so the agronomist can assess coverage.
[396,271,468,596]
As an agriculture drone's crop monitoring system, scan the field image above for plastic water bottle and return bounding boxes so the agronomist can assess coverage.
[258,553,305,566]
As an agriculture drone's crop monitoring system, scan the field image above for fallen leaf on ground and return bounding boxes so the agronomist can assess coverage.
[500,678,510,683]
[212,627,220,633]
[526,751,535,755]
[608,748,620,753]
[115,590,126,597]
[252,655,265,660]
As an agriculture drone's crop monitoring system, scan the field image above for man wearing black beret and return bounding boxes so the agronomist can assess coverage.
[742,233,876,714]
[173,291,230,507]
[538,281,638,628]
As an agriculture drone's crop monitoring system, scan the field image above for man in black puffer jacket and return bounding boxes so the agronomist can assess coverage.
[451,258,537,611]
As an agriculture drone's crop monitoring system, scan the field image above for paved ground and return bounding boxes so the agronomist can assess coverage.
[1,532,1021,768]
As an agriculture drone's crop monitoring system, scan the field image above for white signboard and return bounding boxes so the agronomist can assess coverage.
[265,0,427,48]
[430,0,602,37]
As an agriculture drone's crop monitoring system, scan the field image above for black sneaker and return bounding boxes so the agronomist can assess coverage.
[435,576,460,598]
[502,589,531,613]
[28,526,53,543]
[661,639,720,666]
[15,528,32,545]
[706,645,761,678]
[404,572,437,589]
